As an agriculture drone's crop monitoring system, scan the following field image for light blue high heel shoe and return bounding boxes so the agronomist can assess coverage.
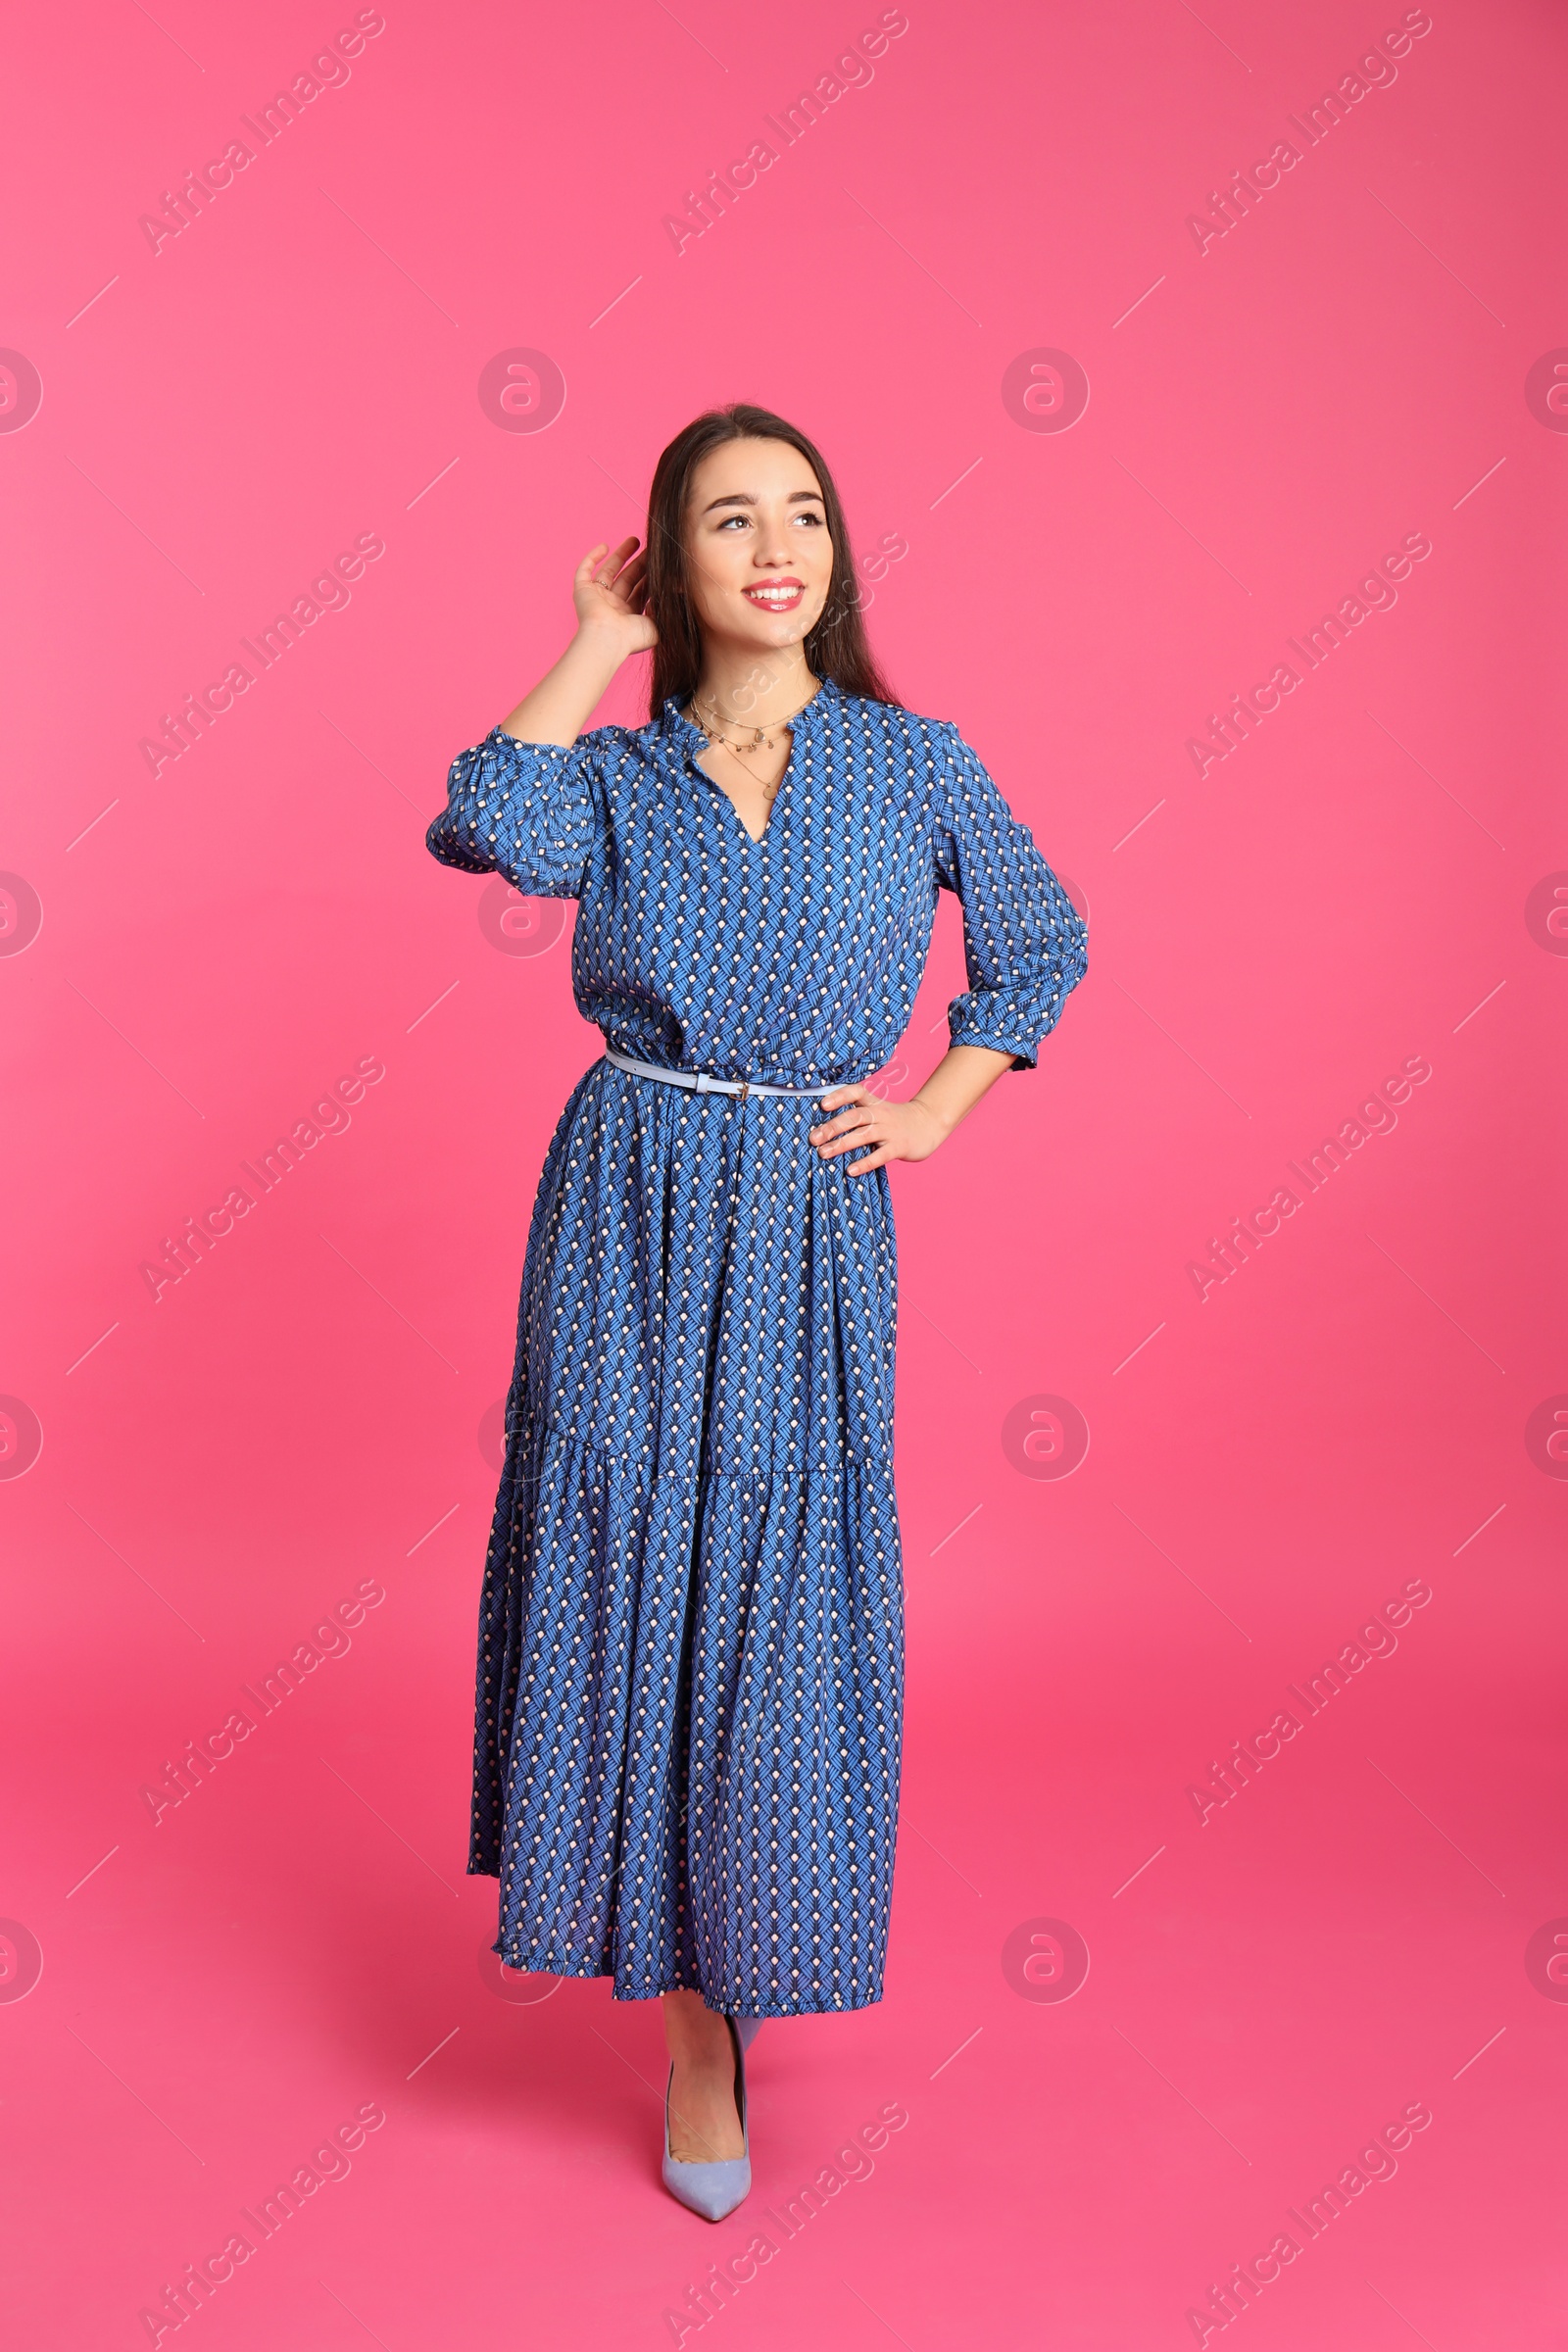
[662,2015,763,2222]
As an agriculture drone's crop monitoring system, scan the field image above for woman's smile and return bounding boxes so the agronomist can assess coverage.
[741,578,805,612]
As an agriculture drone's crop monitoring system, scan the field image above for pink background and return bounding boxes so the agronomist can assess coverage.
[4,1,1566,2343]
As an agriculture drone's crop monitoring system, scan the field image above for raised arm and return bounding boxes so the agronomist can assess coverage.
[499,537,657,744]
[426,538,658,895]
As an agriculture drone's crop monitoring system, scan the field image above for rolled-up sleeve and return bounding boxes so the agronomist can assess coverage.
[425,724,606,898]
[933,724,1088,1068]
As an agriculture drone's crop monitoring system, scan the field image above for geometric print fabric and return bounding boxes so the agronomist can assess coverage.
[426,678,1088,2013]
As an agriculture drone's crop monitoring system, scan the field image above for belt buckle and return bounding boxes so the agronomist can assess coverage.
[736,1079,750,1104]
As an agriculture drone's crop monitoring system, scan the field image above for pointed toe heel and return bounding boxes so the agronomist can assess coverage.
[662,2014,754,2223]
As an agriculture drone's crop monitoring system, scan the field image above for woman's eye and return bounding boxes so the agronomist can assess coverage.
[711,508,823,531]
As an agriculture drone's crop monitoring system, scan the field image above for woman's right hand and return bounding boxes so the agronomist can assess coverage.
[497,538,657,746]
[573,537,658,658]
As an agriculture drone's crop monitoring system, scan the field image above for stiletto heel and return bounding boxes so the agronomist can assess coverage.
[662,2013,753,2222]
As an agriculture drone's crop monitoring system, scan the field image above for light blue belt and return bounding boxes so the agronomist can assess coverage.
[604,1047,833,1102]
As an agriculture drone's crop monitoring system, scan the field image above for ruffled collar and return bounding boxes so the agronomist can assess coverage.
[660,673,842,751]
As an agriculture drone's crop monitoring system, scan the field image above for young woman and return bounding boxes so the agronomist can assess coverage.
[426,402,1088,2222]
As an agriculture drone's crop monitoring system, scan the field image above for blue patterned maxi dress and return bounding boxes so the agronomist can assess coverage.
[426,678,1087,2016]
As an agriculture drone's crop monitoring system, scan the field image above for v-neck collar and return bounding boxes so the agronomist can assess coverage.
[662,676,840,850]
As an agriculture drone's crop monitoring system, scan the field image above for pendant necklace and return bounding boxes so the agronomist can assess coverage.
[688,684,819,760]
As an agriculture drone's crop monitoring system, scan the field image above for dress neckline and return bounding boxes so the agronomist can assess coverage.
[660,673,841,754]
[695,733,797,848]
[664,677,838,851]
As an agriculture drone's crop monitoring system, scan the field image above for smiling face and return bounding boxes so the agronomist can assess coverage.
[682,437,835,664]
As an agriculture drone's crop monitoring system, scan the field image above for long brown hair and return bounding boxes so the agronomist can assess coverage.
[644,403,899,717]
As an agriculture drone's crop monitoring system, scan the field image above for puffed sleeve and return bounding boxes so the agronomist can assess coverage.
[424,724,607,898]
[933,724,1088,1068]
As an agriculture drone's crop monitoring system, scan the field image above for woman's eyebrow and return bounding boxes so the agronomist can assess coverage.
[699,488,826,514]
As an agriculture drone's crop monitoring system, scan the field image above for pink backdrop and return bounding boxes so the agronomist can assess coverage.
[5,1,1565,2343]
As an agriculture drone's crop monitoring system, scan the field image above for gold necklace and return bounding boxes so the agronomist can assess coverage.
[688,684,819,758]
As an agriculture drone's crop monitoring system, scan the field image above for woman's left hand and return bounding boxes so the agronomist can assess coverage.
[809,1086,949,1176]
